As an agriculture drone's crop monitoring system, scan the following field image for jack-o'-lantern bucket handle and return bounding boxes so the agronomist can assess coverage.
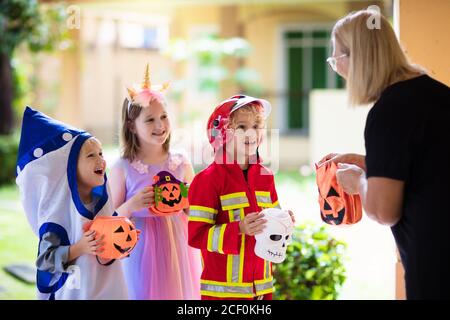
[96,256,116,266]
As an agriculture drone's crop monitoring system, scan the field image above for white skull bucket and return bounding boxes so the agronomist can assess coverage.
[254,208,294,263]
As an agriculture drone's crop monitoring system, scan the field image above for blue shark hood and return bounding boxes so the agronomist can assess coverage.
[15,107,127,300]
[16,107,110,236]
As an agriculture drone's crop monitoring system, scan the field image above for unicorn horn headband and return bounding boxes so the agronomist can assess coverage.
[142,63,151,89]
[126,63,170,111]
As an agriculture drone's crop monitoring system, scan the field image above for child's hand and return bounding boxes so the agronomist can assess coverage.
[129,186,154,212]
[82,221,93,232]
[68,229,105,261]
[239,212,267,236]
[136,229,141,242]
[77,230,105,256]
[287,210,296,224]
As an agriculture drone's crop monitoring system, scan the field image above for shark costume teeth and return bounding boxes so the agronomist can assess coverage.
[16,107,128,300]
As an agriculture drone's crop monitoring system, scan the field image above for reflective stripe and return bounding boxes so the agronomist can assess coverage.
[200,290,254,298]
[220,192,249,211]
[239,207,245,220]
[231,255,240,282]
[221,197,249,210]
[256,287,274,296]
[259,261,273,296]
[238,208,245,283]
[255,191,273,208]
[273,200,281,209]
[207,224,226,253]
[218,224,226,254]
[226,254,240,283]
[211,226,220,252]
[233,209,241,221]
[188,216,215,224]
[220,192,247,200]
[255,191,270,197]
[256,195,271,202]
[255,277,273,285]
[207,227,214,251]
[265,260,271,279]
[190,205,218,214]
[201,279,253,286]
[256,197,272,207]
[226,255,233,282]
[255,277,274,295]
[227,209,241,222]
[227,208,242,283]
[200,280,254,298]
[189,206,218,224]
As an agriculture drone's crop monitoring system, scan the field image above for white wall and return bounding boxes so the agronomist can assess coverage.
[277,136,309,170]
[308,89,397,299]
[309,89,370,165]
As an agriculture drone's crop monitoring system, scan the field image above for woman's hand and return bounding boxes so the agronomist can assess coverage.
[336,163,365,195]
[318,153,366,171]
[239,212,267,236]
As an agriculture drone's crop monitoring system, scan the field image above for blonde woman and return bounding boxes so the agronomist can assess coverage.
[319,9,450,299]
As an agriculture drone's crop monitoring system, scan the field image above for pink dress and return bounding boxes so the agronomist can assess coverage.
[114,151,201,300]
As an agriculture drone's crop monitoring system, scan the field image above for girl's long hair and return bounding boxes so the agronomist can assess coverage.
[120,99,170,162]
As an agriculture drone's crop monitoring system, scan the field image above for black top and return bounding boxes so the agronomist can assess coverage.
[365,74,450,299]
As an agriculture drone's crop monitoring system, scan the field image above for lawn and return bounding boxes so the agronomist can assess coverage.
[0,184,37,300]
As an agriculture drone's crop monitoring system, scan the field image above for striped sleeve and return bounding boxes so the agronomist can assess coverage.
[187,171,240,254]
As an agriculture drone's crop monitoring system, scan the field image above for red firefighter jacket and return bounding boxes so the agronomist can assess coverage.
[188,159,280,298]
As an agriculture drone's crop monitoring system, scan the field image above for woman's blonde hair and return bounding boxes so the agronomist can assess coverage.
[120,99,170,162]
[332,9,424,105]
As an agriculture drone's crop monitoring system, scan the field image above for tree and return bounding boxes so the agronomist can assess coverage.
[165,36,264,96]
[0,0,69,135]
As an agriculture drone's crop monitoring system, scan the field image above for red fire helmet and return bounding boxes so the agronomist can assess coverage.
[206,95,272,150]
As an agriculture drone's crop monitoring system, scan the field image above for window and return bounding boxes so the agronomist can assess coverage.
[284,28,345,133]
[118,22,168,50]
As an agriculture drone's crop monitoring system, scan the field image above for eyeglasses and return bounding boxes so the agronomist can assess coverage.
[326,54,348,72]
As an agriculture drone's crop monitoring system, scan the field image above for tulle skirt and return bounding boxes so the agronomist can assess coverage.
[122,212,202,300]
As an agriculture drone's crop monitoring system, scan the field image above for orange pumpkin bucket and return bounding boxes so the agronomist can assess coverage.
[89,216,138,260]
[150,171,189,216]
[316,162,362,226]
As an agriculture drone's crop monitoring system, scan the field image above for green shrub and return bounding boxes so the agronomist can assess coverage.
[273,223,347,300]
[0,134,19,186]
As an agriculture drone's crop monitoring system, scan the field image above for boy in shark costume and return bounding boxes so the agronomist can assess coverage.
[16,107,128,300]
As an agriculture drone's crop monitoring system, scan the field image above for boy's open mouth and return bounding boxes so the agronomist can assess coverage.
[94,168,104,176]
